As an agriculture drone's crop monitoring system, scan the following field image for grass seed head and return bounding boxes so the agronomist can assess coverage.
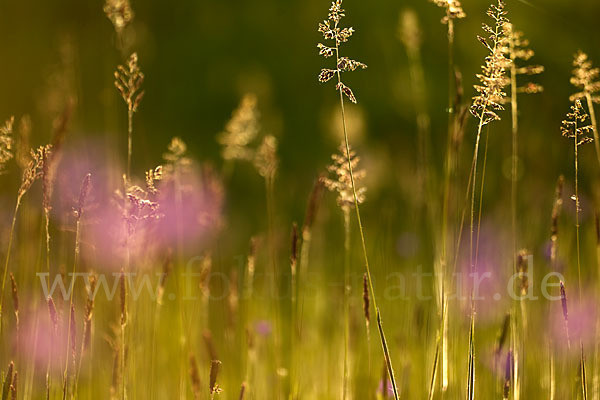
[322,142,366,212]
[570,51,600,102]
[0,116,14,172]
[217,94,260,162]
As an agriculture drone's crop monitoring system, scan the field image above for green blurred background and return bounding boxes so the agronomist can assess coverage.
[1,0,600,243]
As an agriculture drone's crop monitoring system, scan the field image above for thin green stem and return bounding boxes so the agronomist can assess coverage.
[62,218,81,399]
[585,92,600,168]
[127,108,133,182]
[0,197,21,334]
[440,15,455,394]
[342,210,350,400]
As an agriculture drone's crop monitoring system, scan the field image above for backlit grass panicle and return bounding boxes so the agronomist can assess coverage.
[550,175,564,266]
[570,51,600,168]
[115,53,144,113]
[104,0,134,34]
[253,134,278,181]
[570,51,600,103]
[431,0,466,23]
[317,0,367,104]
[19,145,52,199]
[0,116,14,172]
[218,94,260,162]
[15,116,30,171]
[470,0,511,125]
[322,142,366,213]
[562,101,594,146]
[163,137,192,171]
[505,23,544,95]
[115,52,144,179]
[145,166,163,195]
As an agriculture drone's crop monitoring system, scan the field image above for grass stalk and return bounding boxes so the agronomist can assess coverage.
[334,40,400,400]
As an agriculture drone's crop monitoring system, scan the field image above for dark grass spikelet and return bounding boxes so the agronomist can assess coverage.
[362,273,370,325]
[203,330,218,362]
[83,274,97,351]
[119,269,127,326]
[110,346,120,398]
[560,281,570,349]
[209,360,222,395]
[157,249,173,305]
[189,354,201,399]
[74,173,92,221]
[290,223,298,267]
[1,361,14,400]
[9,273,18,326]
[302,176,324,238]
[495,312,510,358]
[9,371,16,400]
[238,382,246,400]
[47,296,59,333]
[550,175,564,265]
[516,250,529,295]
[69,304,77,360]
[503,350,513,400]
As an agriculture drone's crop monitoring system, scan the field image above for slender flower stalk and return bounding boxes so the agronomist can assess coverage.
[1,145,51,332]
[318,2,399,398]
[62,173,91,399]
[467,2,510,397]
[504,28,543,398]
[505,23,543,273]
[430,2,465,390]
[323,143,365,399]
[561,99,594,399]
